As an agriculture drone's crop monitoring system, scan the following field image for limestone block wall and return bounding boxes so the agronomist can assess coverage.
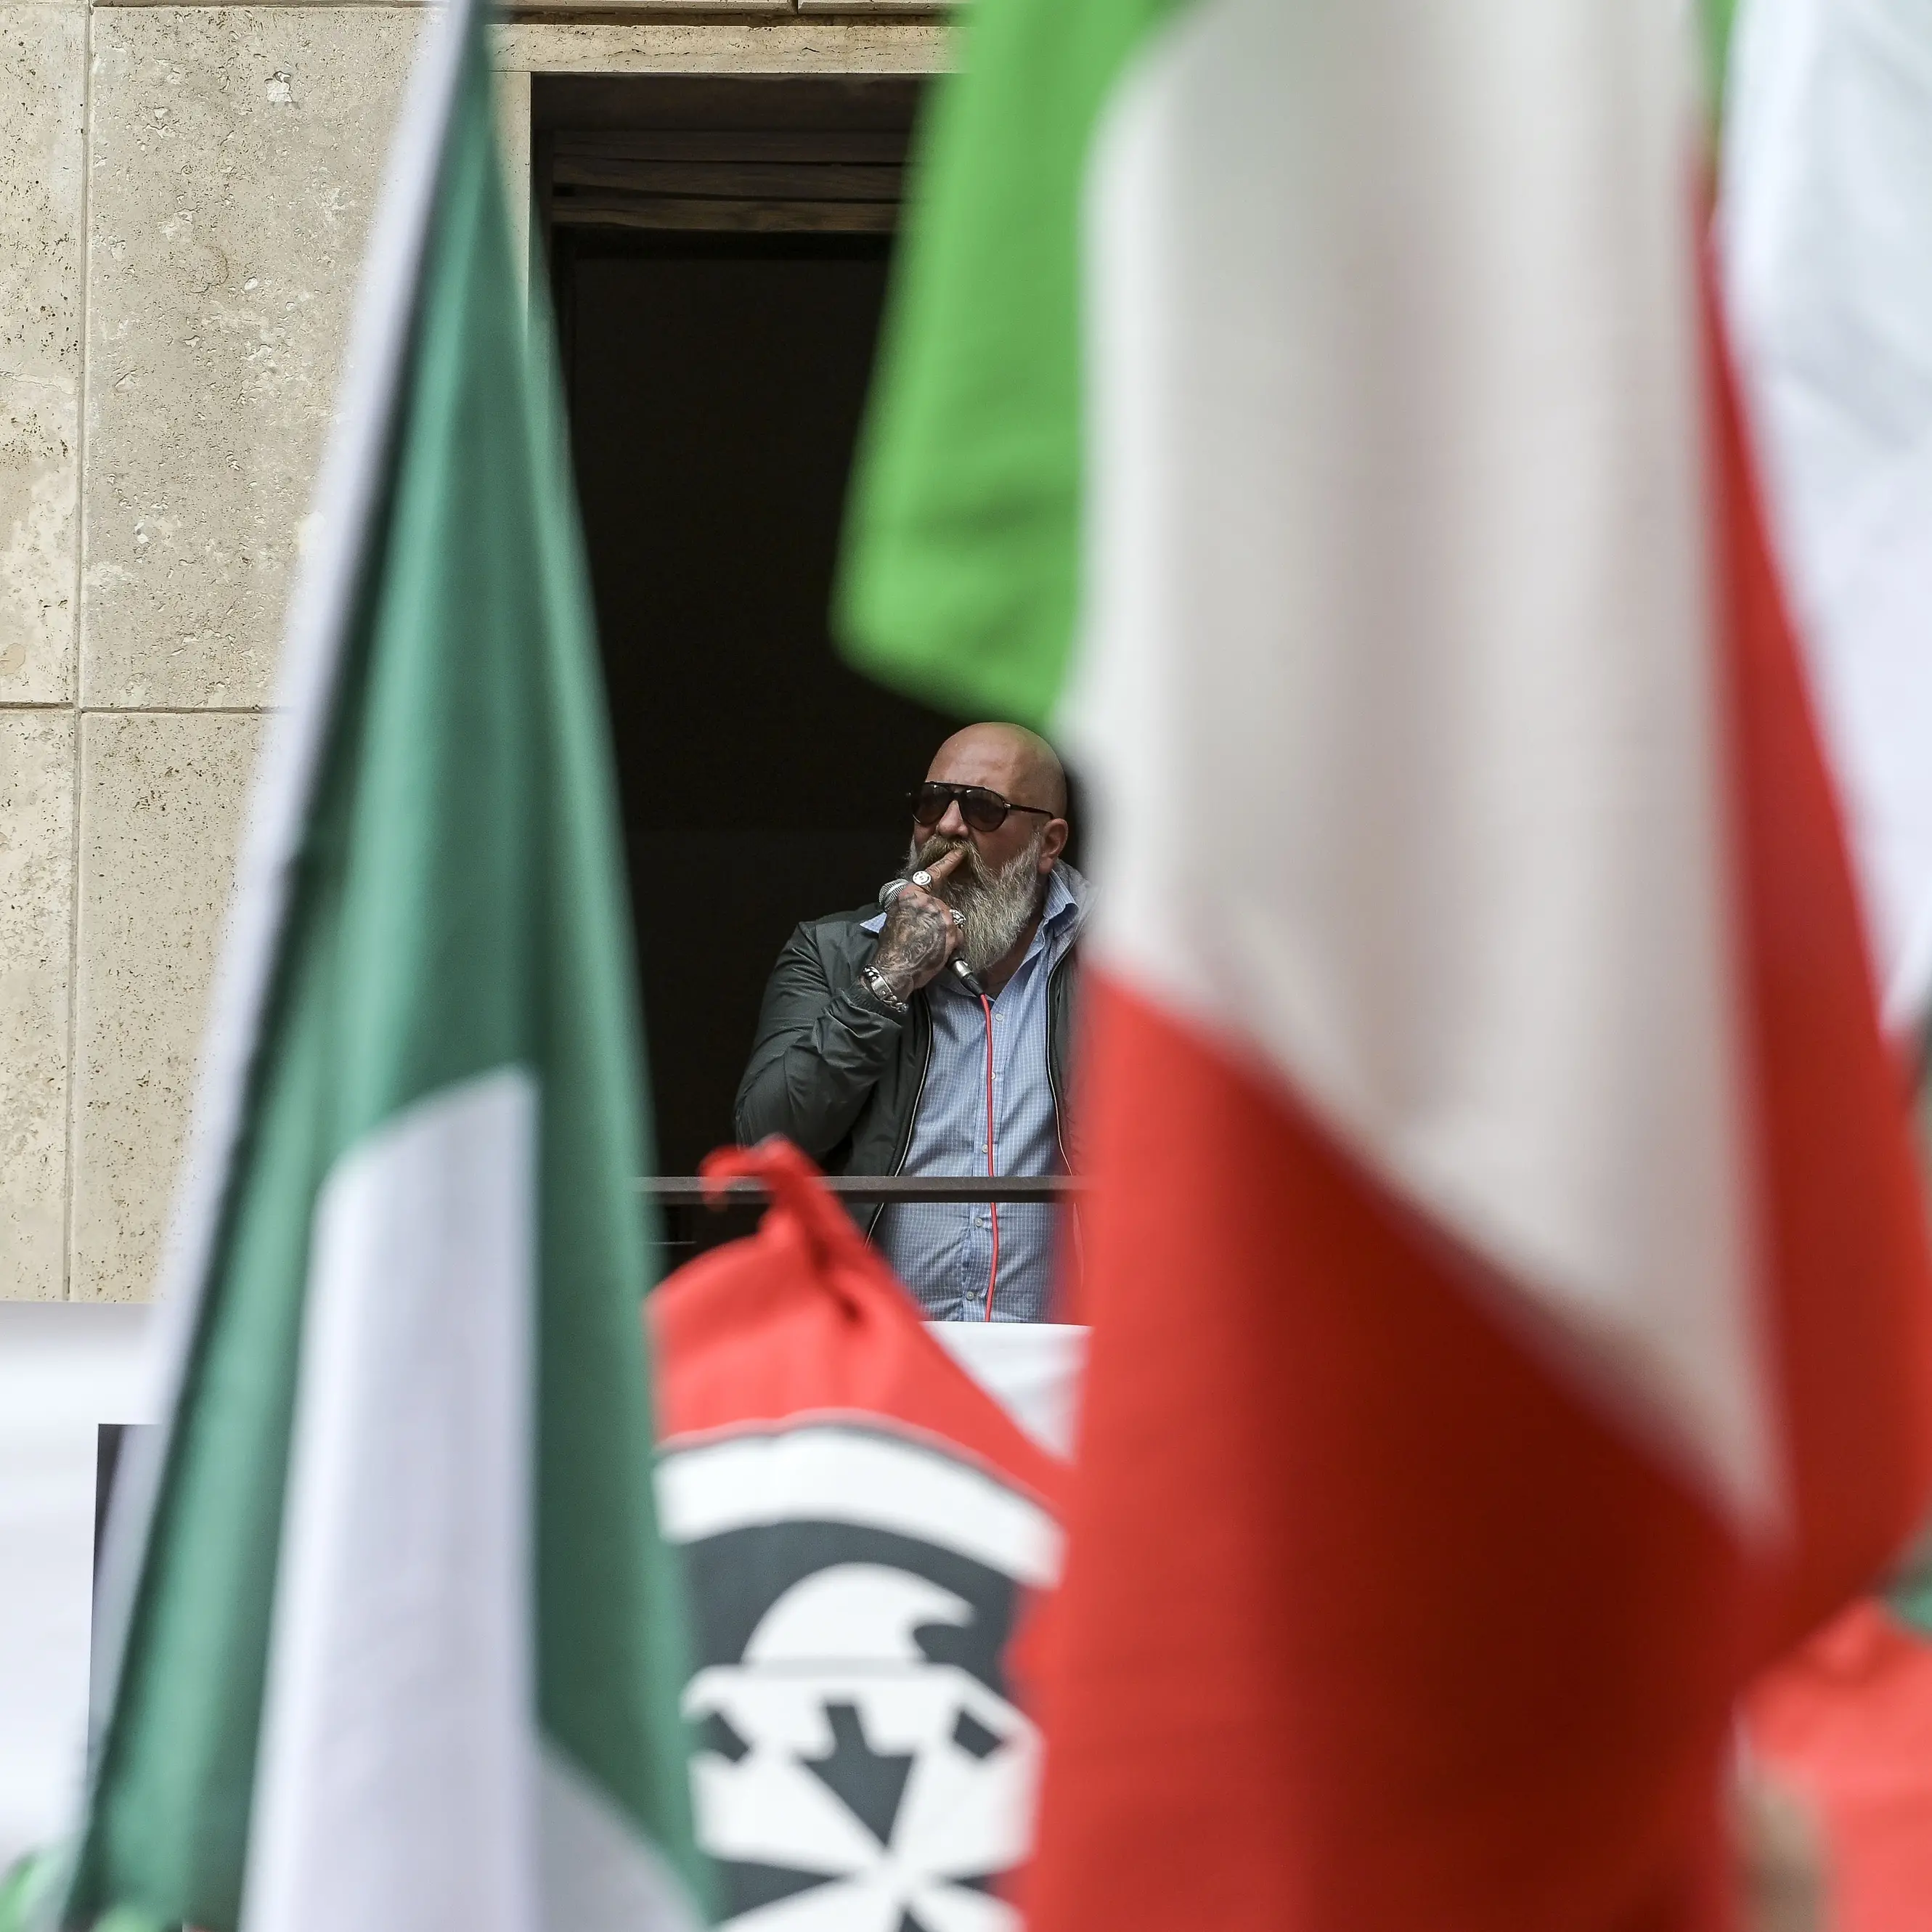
[0,1,946,1302]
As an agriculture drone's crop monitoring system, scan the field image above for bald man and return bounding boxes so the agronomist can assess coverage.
[735,723,1088,1322]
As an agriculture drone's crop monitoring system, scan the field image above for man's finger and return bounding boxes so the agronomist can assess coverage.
[925,846,968,881]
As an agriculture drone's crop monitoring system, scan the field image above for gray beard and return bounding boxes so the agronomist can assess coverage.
[908,829,1048,975]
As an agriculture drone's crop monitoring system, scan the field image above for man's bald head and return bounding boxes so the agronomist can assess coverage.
[926,722,1068,818]
[908,722,1071,982]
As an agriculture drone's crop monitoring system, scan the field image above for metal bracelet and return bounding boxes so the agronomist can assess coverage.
[860,963,909,1016]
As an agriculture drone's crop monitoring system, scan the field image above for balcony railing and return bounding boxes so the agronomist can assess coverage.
[640,1175,1084,1207]
[640,1174,1085,1260]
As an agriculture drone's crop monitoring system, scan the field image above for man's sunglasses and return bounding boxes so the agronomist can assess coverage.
[909,782,1057,834]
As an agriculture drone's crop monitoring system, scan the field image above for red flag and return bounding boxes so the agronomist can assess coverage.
[1748,1602,1932,1932]
[648,1141,1064,1929]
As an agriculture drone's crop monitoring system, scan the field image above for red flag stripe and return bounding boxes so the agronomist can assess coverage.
[1710,277,1932,1650]
[1028,976,1741,1931]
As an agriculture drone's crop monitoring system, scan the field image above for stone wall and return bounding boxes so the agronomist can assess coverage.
[0,1,946,1301]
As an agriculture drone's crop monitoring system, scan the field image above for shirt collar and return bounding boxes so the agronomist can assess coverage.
[860,858,1090,937]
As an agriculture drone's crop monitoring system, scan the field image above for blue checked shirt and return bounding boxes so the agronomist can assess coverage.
[872,863,1089,1322]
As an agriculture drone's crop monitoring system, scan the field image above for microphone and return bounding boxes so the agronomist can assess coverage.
[878,876,984,998]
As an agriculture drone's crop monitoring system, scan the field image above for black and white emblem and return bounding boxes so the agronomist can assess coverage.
[657,1424,1061,1931]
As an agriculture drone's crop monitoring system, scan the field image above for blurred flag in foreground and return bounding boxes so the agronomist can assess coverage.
[842,0,1932,1926]
[1720,5,1932,1926]
[1722,0,1932,1036]
[59,4,703,1931]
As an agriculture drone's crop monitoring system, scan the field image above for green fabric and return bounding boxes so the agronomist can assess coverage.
[1887,1546,1932,1638]
[835,0,1183,727]
[1886,1491,1932,1637]
[1703,0,1740,123]
[62,12,701,1928]
[0,1851,65,1932]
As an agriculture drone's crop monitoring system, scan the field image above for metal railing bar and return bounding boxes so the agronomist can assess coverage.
[639,1175,1085,1207]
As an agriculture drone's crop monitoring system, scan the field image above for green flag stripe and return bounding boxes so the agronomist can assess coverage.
[1702,0,1738,123]
[81,0,474,1772]
[836,0,1183,728]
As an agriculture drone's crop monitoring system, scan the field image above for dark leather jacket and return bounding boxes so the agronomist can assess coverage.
[734,887,1083,1236]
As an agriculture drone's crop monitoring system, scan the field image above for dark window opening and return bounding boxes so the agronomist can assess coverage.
[541,75,958,1207]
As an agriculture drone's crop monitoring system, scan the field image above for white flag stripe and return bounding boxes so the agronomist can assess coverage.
[656,1427,1061,1586]
[924,1322,1087,1459]
[1065,0,1773,1521]
[539,1740,704,1932]
[242,1070,541,1932]
[1721,0,1932,1029]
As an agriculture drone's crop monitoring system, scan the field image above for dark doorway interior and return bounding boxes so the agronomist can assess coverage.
[542,76,956,1189]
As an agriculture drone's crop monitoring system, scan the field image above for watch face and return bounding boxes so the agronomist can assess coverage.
[658,1422,1059,1932]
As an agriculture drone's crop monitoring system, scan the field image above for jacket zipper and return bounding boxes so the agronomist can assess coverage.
[1046,949,1074,1174]
[873,948,1075,1241]
[1046,949,1084,1307]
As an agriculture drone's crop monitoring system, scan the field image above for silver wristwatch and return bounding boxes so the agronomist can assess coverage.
[860,963,909,1015]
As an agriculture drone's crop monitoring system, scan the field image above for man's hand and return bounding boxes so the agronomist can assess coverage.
[871,847,966,1001]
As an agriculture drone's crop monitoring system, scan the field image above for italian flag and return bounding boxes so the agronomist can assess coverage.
[60,4,704,1931]
[841,0,1932,1925]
